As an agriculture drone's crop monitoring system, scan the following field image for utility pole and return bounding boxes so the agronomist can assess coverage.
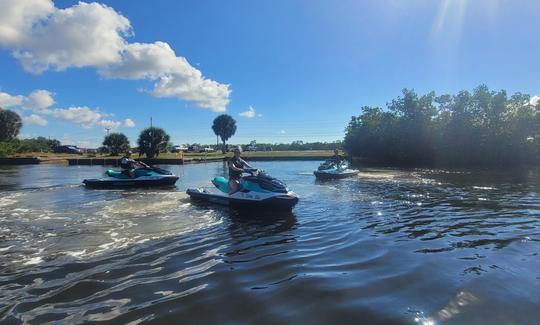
[105,128,110,136]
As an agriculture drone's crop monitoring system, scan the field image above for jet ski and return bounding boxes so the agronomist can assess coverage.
[83,167,179,188]
[186,168,299,211]
[314,161,359,180]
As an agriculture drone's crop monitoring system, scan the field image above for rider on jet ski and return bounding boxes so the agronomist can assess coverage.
[120,151,137,177]
[120,150,150,177]
[328,149,345,166]
[228,146,253,195]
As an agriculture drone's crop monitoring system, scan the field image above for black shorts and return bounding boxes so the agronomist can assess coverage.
[229,174,241,181]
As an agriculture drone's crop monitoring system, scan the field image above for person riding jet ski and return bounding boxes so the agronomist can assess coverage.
[328,149,345,165]
[120,150,137,177]
[228,146,254,195]
[83,151,178,188]
[186,146,299,210]
[314,149,359,179]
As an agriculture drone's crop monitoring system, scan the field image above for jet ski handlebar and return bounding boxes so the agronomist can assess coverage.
[244,168,262,175]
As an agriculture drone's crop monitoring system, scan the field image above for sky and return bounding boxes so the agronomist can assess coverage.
[0,0,539,148]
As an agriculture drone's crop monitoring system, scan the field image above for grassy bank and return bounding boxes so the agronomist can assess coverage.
[6,150,335,164]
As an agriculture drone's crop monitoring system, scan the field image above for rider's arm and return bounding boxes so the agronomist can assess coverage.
[241,158,252,169]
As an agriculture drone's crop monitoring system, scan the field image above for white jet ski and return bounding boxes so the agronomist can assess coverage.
[187,169,299,211]
[313,161,359,180]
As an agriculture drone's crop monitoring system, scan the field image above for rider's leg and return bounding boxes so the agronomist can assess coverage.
[229,179,239,195]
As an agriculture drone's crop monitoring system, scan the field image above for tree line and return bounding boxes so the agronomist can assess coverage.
[344,85,540,166]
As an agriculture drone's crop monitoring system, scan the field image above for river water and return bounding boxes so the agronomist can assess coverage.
[0,161,539,324]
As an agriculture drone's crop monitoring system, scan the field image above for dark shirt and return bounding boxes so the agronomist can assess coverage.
[328,154,344,164]
[229,156,247,179]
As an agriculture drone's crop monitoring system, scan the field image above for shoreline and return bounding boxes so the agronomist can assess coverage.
[0,150,335,166]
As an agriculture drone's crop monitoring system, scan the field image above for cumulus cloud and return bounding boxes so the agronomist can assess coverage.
[48,106,104,128]
[0,0,230,112]
[239,106,257,118]
[123,118,135,127]
[0,91,24,107]
[3,1,130,73]
[0,89,133,130]
[23,89,55,111]
[531,96,539,106]
[23,114,48,126]
[0,0,54,47]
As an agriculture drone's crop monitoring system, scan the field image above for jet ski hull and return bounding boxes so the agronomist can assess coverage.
[314,169,359,180]
[186,188,299,211]
[83,175,179,188]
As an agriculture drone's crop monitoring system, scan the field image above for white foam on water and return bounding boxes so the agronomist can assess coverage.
[473,186,496,190]
[23,256,44,266]
[0,192,23,207]
[64,249,87,258]
[0,245,14,252]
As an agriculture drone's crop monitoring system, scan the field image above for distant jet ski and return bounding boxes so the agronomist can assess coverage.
[83,167,178,188]
[313,161,359,179]
[187,168,299,211]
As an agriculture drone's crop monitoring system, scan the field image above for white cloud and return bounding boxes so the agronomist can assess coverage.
[23,89,55,111]
[48,106,103,128]
[98,119,121,130]
[123,118,135,127]
[239,106,257,118]
[151,72,230,112]
[0,89,133,129]
[23,114,48,126]
[4,1,131,74]
[0,0,54,47]
[531,96,539,106]
[100,42,178,80]
[0,0,230,112]
[280,130,286,134]
[0,91,24,107]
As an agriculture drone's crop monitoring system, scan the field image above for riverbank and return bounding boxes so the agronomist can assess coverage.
[0,150,335,165]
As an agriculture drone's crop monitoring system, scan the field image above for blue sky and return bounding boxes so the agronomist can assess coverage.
[0,0,539,148]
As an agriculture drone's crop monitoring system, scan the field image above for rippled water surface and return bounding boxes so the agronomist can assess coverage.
[1,161,540,324]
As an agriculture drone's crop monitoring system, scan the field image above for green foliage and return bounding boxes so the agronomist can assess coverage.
[0,108,23,142]
[17,137,60,153]
[236,141,342,151]
[103,133,130,156]
[212,114,237,153]
[137,127,170,158]
[344,85,540,166]
[0,140,19,157]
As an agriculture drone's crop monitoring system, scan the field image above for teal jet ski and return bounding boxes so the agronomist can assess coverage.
[314,161,359,180]
[83,167,179,188]
[187,168,299,211]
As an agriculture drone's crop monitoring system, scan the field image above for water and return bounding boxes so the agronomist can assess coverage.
[1,161,539,324]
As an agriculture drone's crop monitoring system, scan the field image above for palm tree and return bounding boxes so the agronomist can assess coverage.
[137,127,170,158]
[212,114,237,153]
[103,133,130,156]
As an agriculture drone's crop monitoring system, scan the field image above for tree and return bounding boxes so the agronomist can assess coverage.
[0,108,22,142]
[212,114,237,153]
[17,136,61,153]
[137,127,170,158]
[344,85,540,167]
[103,133,130,156]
